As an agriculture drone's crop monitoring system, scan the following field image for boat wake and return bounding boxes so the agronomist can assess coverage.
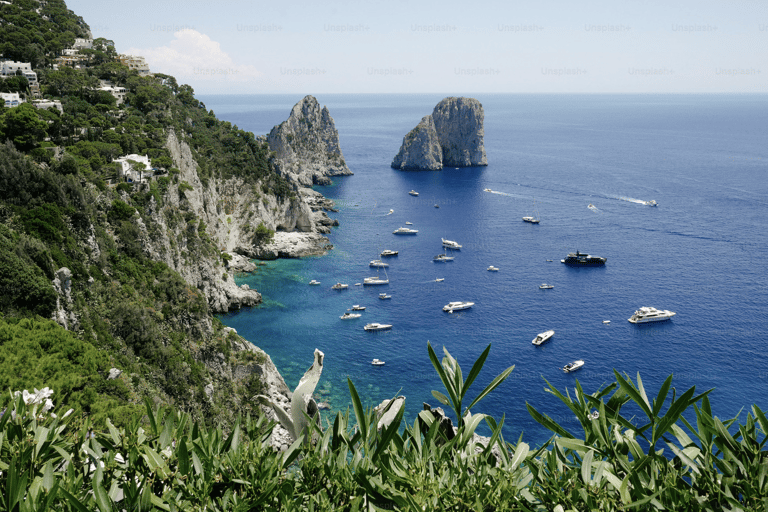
[588,204,601,213]
[617,196,647,205]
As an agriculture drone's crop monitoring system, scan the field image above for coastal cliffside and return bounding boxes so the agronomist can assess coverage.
[391,97,487,171]
[267,95,353,186]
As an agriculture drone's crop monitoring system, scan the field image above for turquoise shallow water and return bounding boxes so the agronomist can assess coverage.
[206,94,768,446]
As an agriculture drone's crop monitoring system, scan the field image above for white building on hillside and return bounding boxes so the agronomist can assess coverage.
[32,99,63,113]
[98,80,127,105]
[1,92,23,108]
[0,60,38,85]
[114,154,152,183]
[118,55,150,76]
[73,38,93,49]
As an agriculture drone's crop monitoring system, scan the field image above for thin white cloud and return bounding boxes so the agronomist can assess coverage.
[127,29,261,86]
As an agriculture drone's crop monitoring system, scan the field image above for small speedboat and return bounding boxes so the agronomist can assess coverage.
[484,188,492,192]
[355,283,362,286]
[603,320,610,324]
[645,200,657,207]
[409,190,419,196]
[309,280,321,285]
[371,359,385,366]
[351,305,366,311]
[487,266,499,272]
[364,323,392,331]
[380,250,398,257]
[443,301,474,312]
[369,260,389,267]
[433,254,454,262]
[379,293,391,300]
[405,221,413,225]
[340,312,361,320]
[532,330,554,346]
[539,284,554,289]
[331,283,348,290]
[434,278,444,282]
[434,204,440,208]
[562,360,584,373]
[442,238,462,250]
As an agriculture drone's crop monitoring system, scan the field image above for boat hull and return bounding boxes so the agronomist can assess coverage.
[628,312,675,323]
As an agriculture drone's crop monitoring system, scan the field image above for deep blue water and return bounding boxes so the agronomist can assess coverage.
[201,93,768,447]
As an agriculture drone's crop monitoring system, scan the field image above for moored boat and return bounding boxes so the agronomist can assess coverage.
[393,227,418,235]
[364,323,392,331]
[487,266,499,272]
[443,301,474,312]
[331,283,348,290]
[371,358,385,366]
[309,280,320,285]
[628,307,676,324]
[409,190,419,196]
[340,312,361,320]
[532,330,554,346]
[561,251,606,266]
[380,249,399,257]
[539,284,554,289]
[442,238,462,250]
[562,360,584,373]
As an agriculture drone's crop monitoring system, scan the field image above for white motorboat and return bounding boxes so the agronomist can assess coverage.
[364,277,389,285]
[369,260,389,267]
[355,283,362,286]
[405,221,413,225]
[434,278,444,282]
[387,209,394,215]
[351,305,366,311]
[628,307,676,324]
[409,190,419,196]
[532,330,554,346]
[442,238,462,250]
[562,360,584,373]
[645,200,658,207]
[484,188,492,192]
[371,358,385,366]
[331,283,348,290]
[380,249,398,257]
[487,266,499,272]
[309,280,321,285]
[340,312,361,320]
[364,323,392,331]
[443,301,475,312]
[379,293,391,300]
[393,227,418,235]
[434,204,439,208]
[433,253,454,262]
[603,320,611,324]
[539,284,554,289]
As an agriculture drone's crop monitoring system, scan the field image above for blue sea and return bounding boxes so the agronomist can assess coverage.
[200,93,768,447]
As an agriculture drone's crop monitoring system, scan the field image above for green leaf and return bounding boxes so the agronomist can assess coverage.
[527,403,574,438]
[613,370,653,420]
[466,363,515,412]
[106,418,121,447]
[92,468,112,512]
[431,390,451,407]
[654,386,696,446]
[463,344,491,395]
[651,375,673,418]
[509,441,529,471]
[144,396,158,436]
[60,488,92,512]
[428,342,458,409]
[581,449,594,486]
[347,378,368,442]
[177,437,190,476]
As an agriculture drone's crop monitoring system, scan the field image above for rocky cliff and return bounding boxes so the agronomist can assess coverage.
[267,95,353,186]
[391,97,487,171]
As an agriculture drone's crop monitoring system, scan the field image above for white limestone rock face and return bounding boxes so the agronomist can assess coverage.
[267,95,353,186]
[432,97,487,167]
[390,115,443,171]
[391,96,487,171]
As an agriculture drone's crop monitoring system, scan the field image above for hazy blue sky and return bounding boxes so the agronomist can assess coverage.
[66,0,767,94]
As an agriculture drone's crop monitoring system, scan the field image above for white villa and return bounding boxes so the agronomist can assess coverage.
[0,60,38,85]
[114,154,152,183]
[118,55,150,76]
[98,80,127,105]
[32,99,63,113]
[1,92,23,108]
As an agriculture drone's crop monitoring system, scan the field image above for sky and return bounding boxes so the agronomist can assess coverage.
[65,0,767,95]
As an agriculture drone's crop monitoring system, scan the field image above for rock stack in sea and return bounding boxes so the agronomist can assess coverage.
[391,97,487,171]
[267,95,353,186]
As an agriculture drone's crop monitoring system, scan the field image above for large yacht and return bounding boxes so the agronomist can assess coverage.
[380,249,398,257]
[532,330,554,346]
[364,323,392,331]
[561,251,607,266]
[443,301,474,312]
[393,227,418,235]
[369,260,389,267]
[628,307,676,324]
[442,238,462,250]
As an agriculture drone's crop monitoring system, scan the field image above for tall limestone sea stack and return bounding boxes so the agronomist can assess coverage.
[391,97,487,171]
[267,95,353,186]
